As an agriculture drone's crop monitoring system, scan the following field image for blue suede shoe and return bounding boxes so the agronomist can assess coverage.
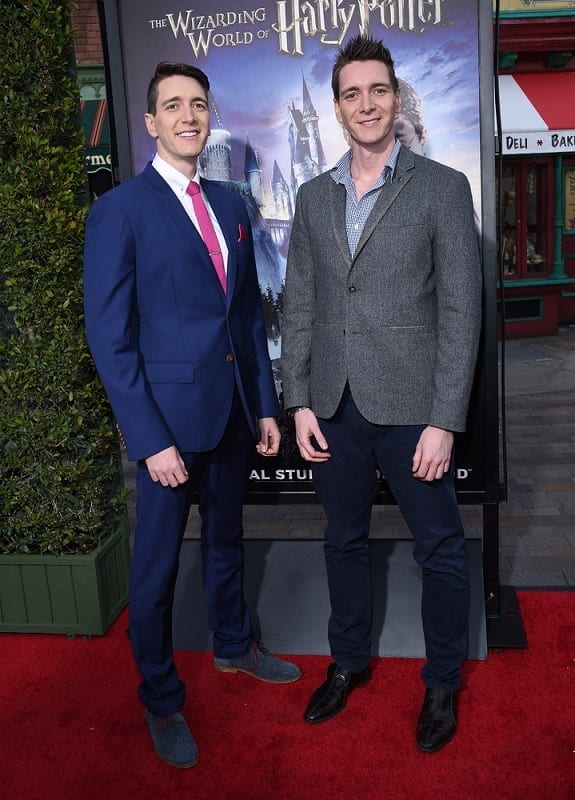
[214,641,301,683]
[145,710,198,768]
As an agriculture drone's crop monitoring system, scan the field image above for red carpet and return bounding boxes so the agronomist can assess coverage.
[1,591,573,800]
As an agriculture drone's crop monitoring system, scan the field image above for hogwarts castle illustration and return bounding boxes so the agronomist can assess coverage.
[288,73,327,193]
[198,73,328,327]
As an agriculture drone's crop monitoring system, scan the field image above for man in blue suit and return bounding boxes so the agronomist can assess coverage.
[84,62,300,769]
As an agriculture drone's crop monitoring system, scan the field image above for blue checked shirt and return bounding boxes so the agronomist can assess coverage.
[331,139,402,256]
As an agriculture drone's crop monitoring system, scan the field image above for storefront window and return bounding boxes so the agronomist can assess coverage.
[501,158,552,279]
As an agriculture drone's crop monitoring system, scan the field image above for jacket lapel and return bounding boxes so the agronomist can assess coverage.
[143,165,229,300]
[329,179,353,266]
[352,146,414,265]
[142,163,195,236]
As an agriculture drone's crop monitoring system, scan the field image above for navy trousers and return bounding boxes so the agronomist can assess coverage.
[313,387,469,690]
[129,393,255,716]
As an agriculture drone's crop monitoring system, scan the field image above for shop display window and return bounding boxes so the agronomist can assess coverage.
[501,158,552,279]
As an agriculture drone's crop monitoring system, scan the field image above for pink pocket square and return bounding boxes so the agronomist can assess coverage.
[237,223,249,242]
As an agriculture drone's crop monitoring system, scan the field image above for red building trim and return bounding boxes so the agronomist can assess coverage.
[496,17,575,53]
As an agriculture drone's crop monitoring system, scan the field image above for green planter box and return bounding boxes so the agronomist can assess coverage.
[0,518,130,635]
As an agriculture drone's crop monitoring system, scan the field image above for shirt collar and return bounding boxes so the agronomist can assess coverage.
[152,153,198,196]
[331,139,402,188]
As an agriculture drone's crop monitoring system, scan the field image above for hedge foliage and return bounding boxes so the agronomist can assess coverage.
[0,0,127,554]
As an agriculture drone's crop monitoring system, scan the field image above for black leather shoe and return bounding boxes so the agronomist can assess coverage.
[416,688,458,752]
[304,662,371,724]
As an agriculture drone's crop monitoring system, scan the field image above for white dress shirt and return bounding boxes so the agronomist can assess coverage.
[152,153,229,273]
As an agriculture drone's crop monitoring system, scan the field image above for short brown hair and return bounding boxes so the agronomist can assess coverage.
[332,36,398,99]
[146,62,210,114]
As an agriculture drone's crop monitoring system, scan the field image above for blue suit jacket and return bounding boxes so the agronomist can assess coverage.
[83,163,279,461]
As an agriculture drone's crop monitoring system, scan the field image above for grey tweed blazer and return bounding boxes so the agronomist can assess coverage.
[281,145,482,433]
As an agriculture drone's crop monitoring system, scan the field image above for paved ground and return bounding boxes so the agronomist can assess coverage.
[496,327,575,587]
[123,326,575,588]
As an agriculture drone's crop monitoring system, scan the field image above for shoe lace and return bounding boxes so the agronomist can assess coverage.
[155,714,178,733]
[253,641,270,658]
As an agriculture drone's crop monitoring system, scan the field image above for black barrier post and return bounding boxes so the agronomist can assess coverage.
[483,502,527,649]
[478,0,526,651]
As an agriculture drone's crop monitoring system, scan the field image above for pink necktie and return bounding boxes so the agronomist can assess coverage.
[186,181,227,293]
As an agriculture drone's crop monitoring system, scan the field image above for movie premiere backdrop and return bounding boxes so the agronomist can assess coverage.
[99,0,498,503]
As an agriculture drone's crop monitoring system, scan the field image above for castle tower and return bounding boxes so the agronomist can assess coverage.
[199,97,232,181]
[288,101,317,191]
[244,136,265,209]
[271,159,292,220]
[301,74,327,172]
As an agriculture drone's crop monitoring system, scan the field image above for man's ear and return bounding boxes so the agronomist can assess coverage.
[333,98,342,125]
[144,113,157,138]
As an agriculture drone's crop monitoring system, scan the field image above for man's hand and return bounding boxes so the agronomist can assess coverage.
[294,408,331,462]
[256,417,281,456]
[412,426,454,482]
[145,445,189,487]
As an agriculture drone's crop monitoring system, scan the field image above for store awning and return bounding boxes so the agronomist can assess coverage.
[81,99,111,173]
[497,72,575,155]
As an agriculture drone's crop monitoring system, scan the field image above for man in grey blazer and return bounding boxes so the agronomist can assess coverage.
[281,35,482,752]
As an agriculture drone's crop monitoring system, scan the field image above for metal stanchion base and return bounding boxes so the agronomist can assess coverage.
[486,584,528,650]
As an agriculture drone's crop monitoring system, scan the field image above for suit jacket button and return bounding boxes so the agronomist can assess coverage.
[226,353,234,362]
[348,285,357,293]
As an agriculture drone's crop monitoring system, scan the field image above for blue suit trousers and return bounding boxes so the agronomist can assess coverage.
[313,387,469,689]
[129,393,255,716]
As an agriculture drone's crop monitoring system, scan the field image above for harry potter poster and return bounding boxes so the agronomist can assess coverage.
[99,0,495,500]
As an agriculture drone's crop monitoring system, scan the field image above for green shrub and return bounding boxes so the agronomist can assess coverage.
[0,0,126,554]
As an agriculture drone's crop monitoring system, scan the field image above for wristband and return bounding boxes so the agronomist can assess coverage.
[286,405,309,418]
